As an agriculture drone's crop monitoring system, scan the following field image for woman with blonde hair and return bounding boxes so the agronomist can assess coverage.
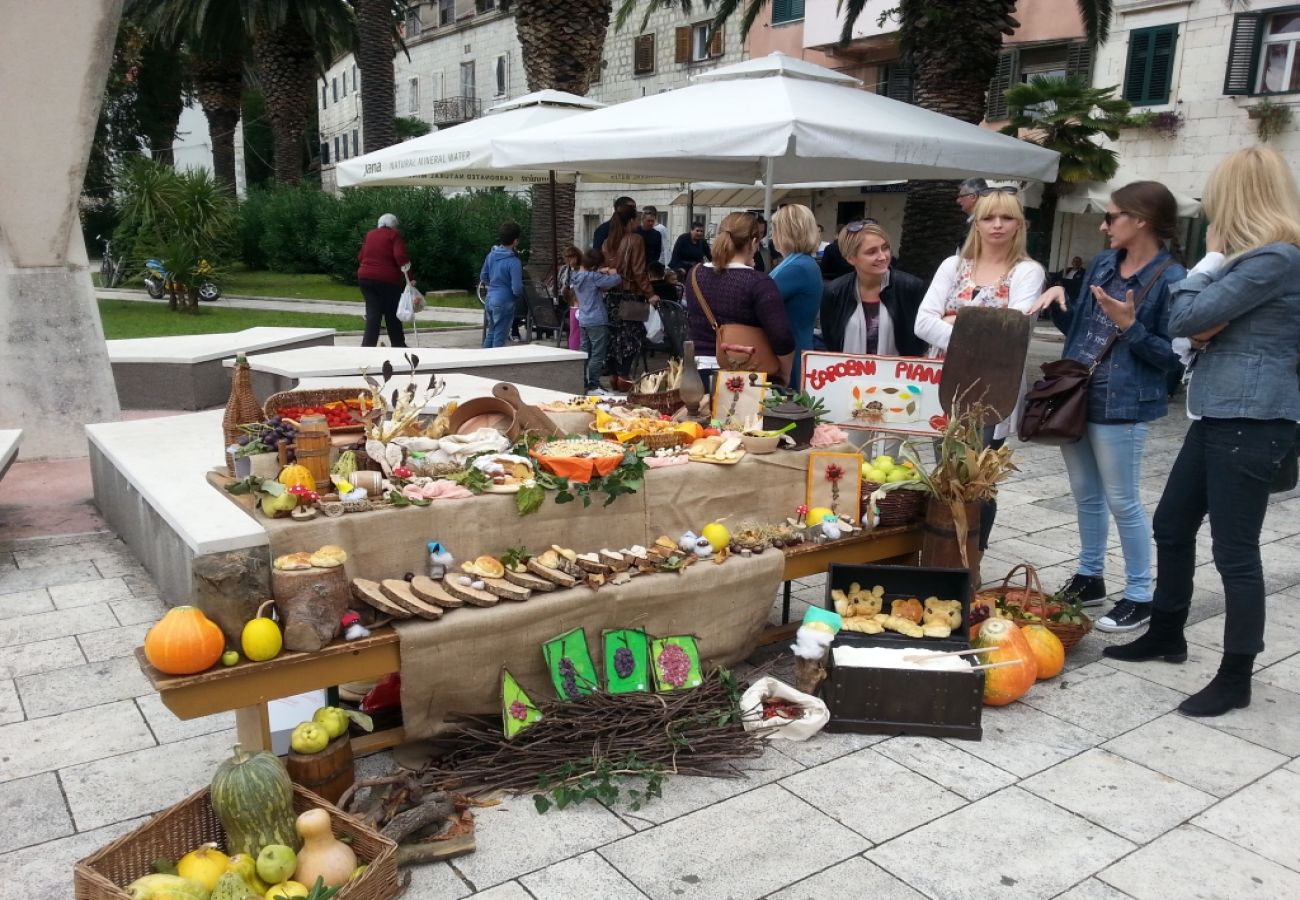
[770,204,823,384]
[917,189,1045,549]
[820,220,926,358]
[684,211,794,382]
[1032,182,1186,633]
[1104,147,1300,717]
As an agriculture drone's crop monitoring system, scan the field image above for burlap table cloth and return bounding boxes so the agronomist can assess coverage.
[394,549,785,738]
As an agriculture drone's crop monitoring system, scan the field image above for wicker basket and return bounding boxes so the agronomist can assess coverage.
[975,563,1094,652]
[265,388,367,434]
[74,784,398,900]
[861,482,928,528]
[626,388,683,416]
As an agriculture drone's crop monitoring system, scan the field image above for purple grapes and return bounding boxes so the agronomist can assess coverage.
[558,657,581,700]
[613,647,635,679]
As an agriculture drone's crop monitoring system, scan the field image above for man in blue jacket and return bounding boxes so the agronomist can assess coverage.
[480,221,525,348]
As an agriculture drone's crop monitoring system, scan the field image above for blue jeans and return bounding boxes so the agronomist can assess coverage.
[1061,422,1152,602]
[483,297,514,348]
[580,324,610,392]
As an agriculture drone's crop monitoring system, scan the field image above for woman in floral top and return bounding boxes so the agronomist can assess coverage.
[915,189,1045,550]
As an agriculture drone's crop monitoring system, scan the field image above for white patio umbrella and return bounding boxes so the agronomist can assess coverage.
[669,181,897,208]
[492,53,1060,220]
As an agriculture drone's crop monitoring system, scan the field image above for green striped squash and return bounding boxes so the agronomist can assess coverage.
[210,745,300,856]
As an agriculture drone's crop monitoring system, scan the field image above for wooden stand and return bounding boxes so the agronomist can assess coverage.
[287,734,354,805]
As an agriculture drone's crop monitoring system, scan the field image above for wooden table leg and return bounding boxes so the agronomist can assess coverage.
[235,704,272,752]
[782,580,792,624]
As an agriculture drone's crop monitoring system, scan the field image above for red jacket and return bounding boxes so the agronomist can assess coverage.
[357,227,411,285]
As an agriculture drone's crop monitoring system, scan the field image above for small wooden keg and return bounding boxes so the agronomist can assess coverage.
[287,734,354,805]
[294,414,333,492]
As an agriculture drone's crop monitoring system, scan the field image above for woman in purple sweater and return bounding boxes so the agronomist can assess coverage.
[685,211,794,383]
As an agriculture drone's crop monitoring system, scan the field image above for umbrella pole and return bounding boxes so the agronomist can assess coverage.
[549,170,559,295]
[762,157,775,223]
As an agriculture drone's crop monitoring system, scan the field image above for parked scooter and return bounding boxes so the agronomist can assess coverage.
[143,257,221,301]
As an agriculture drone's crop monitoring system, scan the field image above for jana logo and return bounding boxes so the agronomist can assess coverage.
[364,162,383,175]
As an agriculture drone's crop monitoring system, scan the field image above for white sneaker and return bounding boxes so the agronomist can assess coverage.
[589,388,611,397]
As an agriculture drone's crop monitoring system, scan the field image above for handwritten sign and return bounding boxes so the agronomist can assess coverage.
[801,351,947,437]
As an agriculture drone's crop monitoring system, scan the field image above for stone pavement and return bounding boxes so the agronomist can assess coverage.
[5,400,1300,898]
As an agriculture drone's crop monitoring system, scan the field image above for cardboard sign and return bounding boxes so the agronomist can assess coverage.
[801,351,947,437]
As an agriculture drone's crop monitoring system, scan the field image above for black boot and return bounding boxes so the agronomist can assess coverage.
[1102,607,1188,663]
[1180,652,1255,717]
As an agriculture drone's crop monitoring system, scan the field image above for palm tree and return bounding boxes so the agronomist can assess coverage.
[1002,75,1128,262]
[353,0,403,153]
[625,0,1115,280]
[504,1,614,279]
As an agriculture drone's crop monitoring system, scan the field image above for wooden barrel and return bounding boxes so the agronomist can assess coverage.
[294,414,333,492]
[920,498,984,587]
[287,734,354,805]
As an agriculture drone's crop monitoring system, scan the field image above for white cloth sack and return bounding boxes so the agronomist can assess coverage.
[644,305,665,344]
[397,282,424,322]
[740,676,829,741]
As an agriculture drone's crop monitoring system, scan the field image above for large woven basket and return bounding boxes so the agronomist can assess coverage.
[74,784,398,900]
[626,388,683,416]
[265,388,367,434]
[975,562,1094,652]
[861,482,928,528]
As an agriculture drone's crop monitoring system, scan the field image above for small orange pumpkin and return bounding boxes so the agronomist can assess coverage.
[144,606,225,675]
[971,617,1038,705]
[1021,624,1065,680]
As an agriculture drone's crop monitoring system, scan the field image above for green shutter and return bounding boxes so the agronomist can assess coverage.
[886,61,915,105]
[1065,42,1093,79]
[1224,13,1264,96]
[1125,24,1178,105]
[986,50,1018,120]
[772,0,804,24]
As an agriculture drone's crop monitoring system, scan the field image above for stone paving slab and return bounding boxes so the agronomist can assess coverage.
[0,772,74,854]
[0,680,21,726]
[1100,825,1300,899]
[872,734,1019,801]
[0,699,154,782]
[618,746,802,829]
[1016,663,1185,739]
[1197,681,1300,756]
[518,850,650,899]
[947,703,1103,778]
[1191,768,1300,873]
[47,576,133,609]
[0,816,146,899]
[16,655,152,718]
[1053,879,1138,900]
[0,635,85,680]
[766,855,927,900]
[0,587,55,616]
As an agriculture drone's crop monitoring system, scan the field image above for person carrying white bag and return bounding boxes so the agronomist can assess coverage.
[357,213,417,347]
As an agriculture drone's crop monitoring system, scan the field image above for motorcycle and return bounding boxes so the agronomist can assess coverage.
[143,257,221,302]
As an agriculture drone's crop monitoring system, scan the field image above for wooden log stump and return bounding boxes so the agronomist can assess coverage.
[192,551,271,646]
[287,734,354,805]
[273,565,350,651]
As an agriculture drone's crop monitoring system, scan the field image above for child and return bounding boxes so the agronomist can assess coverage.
[570,249,622,394]
[648,261,678,303]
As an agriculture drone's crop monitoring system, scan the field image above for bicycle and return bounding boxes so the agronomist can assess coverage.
[97,235,124,288]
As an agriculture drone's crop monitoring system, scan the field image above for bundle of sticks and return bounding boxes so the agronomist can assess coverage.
[339,774,480,867]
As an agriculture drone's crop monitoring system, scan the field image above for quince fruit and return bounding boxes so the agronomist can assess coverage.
[289,721,329,754]
[265,882,308,900]
[312,706,350,740]
[228,854,269,894]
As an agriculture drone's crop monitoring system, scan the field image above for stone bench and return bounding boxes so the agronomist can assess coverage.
[109,327,337,410]
[228,344,586,398]
[0,429,21,480]
[87,374,573,601]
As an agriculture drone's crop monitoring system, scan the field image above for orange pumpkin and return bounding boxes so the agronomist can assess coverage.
[144,606,225,675]
[1021,624,1065,680]
[971,618,1038,705]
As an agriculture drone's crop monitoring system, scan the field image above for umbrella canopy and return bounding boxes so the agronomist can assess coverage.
[1057,180,1202,218]
[669,181,897,208]
[492,53,1060,187]
[335,90,606,188]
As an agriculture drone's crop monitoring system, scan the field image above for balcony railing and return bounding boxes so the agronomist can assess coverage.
[433,95,481,126]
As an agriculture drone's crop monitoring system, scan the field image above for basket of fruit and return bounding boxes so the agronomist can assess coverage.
[974,563,1093,652]
[265,389,373,434]
[74,749,397,900]
[859,451,927,528]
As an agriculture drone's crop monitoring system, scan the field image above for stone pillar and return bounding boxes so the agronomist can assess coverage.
[0,0,125,459]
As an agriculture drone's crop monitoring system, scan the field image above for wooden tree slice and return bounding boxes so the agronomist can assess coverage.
[351,578,413,619]
[598,550,630,572]
[409,576,464,608]
[526,559,579,588]
[502,569,555,592]
[441,577,500,607]
[479,577,531,602]
[192,551,270,646]
[574,554,612,576]
[273,565,351,651]
[380,579,444,620]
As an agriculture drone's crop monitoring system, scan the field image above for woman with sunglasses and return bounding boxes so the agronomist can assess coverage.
[820,220,926,359]
[1031,182,1186,634]
[1103,148,1300,717]
[915,188,1044,550]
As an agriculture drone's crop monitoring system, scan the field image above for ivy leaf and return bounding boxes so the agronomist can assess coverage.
[533,794,551,814]
[516,484,545,516]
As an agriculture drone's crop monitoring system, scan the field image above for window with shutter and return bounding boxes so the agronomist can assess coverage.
[321,142,330,165]
[709,24,724,58]
[985,51,1017,121]
[1124,24,1178,105]
[1065,43,1093,79]
[772,0,804,25]
[675,26,690,63]
[881,61,914,105]
[1224,14,1263,95]
[635,34,656,75]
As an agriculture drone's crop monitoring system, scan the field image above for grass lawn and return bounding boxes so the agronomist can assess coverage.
[97,298,461,339]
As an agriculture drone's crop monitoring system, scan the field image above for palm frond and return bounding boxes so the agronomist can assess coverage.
[1075,0,1112,46]
[838,0,872,47]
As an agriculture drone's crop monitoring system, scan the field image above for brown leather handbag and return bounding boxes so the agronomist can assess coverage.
[690,267,784,378]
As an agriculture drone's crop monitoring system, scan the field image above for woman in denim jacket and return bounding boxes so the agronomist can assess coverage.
[1105,147,1300,717]
[1032,182,1186,634]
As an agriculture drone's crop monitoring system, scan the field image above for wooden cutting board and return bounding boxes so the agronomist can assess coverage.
[937,307,1035,421]
[493,382,565,438]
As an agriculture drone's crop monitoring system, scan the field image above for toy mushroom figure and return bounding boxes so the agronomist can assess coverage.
[341,610,370,641]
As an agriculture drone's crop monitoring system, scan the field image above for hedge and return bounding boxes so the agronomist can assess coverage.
[237,185,531,291]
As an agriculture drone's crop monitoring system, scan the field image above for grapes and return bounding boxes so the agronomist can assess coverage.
[236,435,250,446]
[269,416,282,426]
[657,645,691,687]
[613,647,635,679]
[557,657,581,700]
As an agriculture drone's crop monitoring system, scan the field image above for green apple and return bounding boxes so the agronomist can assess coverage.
[256,845,298,886]
[221,650,240,666]
[864,468,888,483]
[872,454,895,469]
[887,468,912,483]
